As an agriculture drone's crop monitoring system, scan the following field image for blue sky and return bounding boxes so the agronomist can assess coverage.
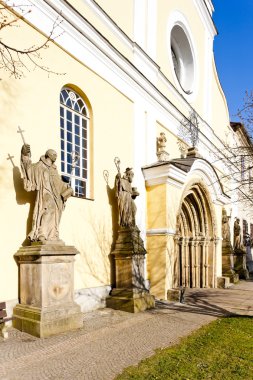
[212,0,253,121]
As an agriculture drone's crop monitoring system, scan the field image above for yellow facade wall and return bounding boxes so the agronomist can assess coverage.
[211,58,231,139]
[67,0,133,61]
[147,235,167,299]
[156,121,188,160]
[95,0,134,39]
[0,19,134,300]
[146,184,167,229]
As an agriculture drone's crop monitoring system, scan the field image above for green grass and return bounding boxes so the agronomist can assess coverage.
[115,317,253,380]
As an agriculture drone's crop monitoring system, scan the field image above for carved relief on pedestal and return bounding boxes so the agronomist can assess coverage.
[48,264,72,302]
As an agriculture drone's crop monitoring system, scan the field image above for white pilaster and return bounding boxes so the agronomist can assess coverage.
[204,32,213,123]
[133,101,146,239]
[146,0,157,60]
[133,0,146,49]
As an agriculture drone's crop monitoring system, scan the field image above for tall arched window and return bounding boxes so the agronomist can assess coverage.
[60,87,89,198]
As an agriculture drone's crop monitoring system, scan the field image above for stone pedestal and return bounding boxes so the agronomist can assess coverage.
[106,227,155,313]
[217,276,231,289]
[234,248,249,280]
[167,288,185,303]
[13,241,83,338]
[222,240,239,283]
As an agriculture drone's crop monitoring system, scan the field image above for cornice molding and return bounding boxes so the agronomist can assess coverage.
[142,162,187,188]
[193,0,217,37]
[146,228,176,236]
[6,0,226,170]
[142,159,231,205]
[204,0,214,15]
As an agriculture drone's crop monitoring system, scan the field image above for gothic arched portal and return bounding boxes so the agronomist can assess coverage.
[175,184,216,288]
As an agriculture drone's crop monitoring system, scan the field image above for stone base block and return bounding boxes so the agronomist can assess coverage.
[106,288,155,313]
[217,276,231,289]
[167,289,181,302]
[167,288,186,303]
[13,302,83,338]
[247,261,253,274]
[0,324,8,339]
[234,253,249,280]
[229,273,239,284]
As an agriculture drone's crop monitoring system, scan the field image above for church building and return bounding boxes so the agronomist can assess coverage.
[0,0,252,323]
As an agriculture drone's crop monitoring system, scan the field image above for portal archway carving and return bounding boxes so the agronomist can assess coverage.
[175,182,216,288]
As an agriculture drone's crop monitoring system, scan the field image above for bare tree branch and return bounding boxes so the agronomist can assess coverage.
[0,1,65,78]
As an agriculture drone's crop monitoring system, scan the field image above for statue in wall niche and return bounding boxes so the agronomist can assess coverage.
[222,208,231,241]
[233,218,242,250]
[114,158,139,227]
[20,143,73,242]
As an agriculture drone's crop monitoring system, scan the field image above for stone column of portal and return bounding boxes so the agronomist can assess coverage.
[202,239,208,288]
[13,241,83,338]
[190,239,196,288]
[173,235,180,288]
[180,237,187,288]
[195,239,200,288]
[184,238,190,288]
[199,238,206,288]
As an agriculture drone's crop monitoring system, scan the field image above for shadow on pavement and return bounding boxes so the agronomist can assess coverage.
[151,287,253,318]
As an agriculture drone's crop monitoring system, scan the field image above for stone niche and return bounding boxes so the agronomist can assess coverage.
[13,241,83,338]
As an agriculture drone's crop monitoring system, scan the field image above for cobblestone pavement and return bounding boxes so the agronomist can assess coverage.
[0,281,253,380]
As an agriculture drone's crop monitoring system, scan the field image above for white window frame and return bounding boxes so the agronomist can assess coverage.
[60,87,90,198]
[167,11,198,102]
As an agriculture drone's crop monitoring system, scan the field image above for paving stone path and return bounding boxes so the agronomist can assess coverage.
[1,280,253,380]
